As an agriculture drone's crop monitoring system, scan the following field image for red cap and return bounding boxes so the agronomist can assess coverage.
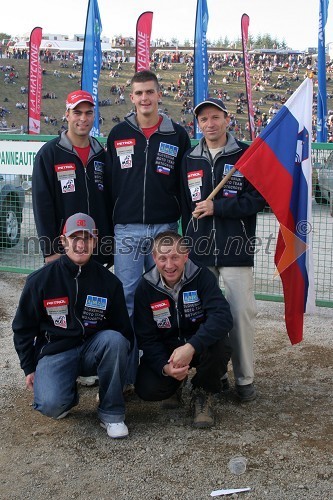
[66,90,94,110]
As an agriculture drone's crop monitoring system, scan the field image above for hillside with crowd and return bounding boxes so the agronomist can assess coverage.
[0,47,332,140]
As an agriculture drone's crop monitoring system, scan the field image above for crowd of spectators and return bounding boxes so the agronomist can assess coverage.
[0,46,332,140]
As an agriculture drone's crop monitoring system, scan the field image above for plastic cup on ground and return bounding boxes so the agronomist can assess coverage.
[228,456,247,475]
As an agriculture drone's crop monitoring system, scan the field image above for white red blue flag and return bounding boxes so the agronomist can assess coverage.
[235,78,315,344]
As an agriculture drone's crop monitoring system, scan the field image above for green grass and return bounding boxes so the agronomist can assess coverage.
[0,57,327,138]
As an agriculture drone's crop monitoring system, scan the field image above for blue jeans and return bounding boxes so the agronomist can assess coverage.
[33,330,130,423]
[114,222,178,384]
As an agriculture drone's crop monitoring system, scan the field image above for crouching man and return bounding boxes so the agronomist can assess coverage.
[134,231,233,428]
[12,213,133,439]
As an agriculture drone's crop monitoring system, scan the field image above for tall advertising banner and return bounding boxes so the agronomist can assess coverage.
[28,27,42,135]
[81,0,102,137]
[316,0,329,142]
[135,11,153,72]
[193,0,209,139]
[241,14,255,141]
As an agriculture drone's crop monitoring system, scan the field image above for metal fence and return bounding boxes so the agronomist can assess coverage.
[0,135,332,308]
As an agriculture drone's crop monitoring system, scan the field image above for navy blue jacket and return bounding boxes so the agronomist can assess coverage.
[106,113,191,225]
[32,131,113,264]
[134,260,233,376]
[181,134,266,267]
[13,255,133,376]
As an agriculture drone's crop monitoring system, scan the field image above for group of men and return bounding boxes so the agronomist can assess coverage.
[13,71,266,438]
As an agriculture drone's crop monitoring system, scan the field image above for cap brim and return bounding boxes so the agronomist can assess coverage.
[64,229,97,238]
[66,99,95,110]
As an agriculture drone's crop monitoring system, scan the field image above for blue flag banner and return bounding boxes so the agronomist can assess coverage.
[317,0,330,142]
[193,0,209,139]
[82,0,102,137]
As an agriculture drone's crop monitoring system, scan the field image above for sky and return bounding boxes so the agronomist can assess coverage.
[1,0,333,51]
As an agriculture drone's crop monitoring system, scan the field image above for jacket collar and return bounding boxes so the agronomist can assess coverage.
[190,132,242,158]
[59,253,94,277]
[58,131,104,158]
[143,259,200,288]
[125,112,176,134]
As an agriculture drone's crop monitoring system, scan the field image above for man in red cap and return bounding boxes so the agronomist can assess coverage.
[13,213,133,439]
[32,89,112,267]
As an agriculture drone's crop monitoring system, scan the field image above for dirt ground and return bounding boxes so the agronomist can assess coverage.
[0,272,332,500]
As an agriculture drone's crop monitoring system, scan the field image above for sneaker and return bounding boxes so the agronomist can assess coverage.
[191,390,214,428]
[56,410,70,420]
[77,376,99,387]
[161,387,183,409]
[100,421,129,439]
[235,383,257,402]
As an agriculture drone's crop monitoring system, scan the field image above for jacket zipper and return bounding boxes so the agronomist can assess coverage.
[143,139,149,223]
[74,266,85,337]
[207,152,219,267]
[149,270,201,343]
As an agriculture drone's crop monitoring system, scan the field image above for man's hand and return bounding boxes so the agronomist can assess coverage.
[44,253,61,264]
[169,343,195,368]
[192,200,214,219]
[25,372,35,391]
[163,363,189,381]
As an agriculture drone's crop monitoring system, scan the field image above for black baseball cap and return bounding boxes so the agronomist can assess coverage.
[194,97,228,117]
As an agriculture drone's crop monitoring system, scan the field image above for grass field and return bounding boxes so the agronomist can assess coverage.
[0,56,330,138]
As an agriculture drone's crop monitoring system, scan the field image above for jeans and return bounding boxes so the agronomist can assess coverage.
[33,330,130,423]
[114,222,178,385]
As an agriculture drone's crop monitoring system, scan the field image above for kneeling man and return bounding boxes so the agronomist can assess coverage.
[13,213,133,439]
[134,231,233,428]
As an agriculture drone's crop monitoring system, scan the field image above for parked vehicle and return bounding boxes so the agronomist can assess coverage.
[0,175,25,247]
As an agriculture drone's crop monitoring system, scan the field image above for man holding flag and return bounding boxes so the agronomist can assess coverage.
[181,97,266,402]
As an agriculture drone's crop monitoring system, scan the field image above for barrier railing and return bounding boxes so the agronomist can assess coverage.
[0,134,332,308]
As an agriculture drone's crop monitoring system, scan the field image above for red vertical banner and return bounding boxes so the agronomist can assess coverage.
[135,11,153,72]
[241,14,255,141]
[28,27,43,134]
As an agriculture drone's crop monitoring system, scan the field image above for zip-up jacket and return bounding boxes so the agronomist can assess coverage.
[13,254,134,376]
[106,113,191,225]
[181,134,266,267]
[32,131,113,264]
[134,259,233,376]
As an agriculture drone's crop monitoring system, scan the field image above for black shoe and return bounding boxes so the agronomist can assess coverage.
[235,383,257,402]
[221,376,231,392]
[161,386,183,409]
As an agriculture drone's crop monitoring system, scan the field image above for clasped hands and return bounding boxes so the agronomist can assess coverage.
[163,343,195,381]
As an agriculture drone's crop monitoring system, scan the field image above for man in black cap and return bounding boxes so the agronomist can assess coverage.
[13,213,133,439]
[180,97,266,402]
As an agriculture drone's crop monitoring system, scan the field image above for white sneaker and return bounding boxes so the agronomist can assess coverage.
[56,410,70,420]
[100,421,129,438]
[77,376,98,386]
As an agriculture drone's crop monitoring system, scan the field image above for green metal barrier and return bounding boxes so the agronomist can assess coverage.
[0,134,332,308]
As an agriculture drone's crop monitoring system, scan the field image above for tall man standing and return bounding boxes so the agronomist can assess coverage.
[181,98,266,402]
[32,90,112,266]
[106,70,191,384]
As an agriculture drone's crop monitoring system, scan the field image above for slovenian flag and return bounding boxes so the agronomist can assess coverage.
[234,78,315,345]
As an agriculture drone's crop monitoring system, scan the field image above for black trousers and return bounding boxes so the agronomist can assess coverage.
[135,338,232,401]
